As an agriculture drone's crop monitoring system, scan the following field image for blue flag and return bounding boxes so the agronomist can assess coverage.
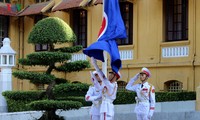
[83,0,127,74]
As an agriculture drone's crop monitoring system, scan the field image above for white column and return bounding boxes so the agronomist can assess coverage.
[0,38,16,113]
[0,67,12,112]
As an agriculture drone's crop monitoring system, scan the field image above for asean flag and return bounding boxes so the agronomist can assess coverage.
[83,0,127,74]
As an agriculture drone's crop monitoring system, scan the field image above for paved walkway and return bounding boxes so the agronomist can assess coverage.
[0,101,199,120]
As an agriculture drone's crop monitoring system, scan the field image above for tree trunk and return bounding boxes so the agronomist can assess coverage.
[38,109,64,120]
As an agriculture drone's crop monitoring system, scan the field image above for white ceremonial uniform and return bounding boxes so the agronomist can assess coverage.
[126,74,156,120]
[85,86,102,120]
[91,57,118,120]
[85,72,104,120]
[97,71,118,120]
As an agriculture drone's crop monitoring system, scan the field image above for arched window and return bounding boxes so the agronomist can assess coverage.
[164,80,183,92]
[117,81,127,91]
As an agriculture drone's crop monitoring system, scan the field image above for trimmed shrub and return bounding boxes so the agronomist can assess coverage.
[58,96,92,106]
[2,91,43,101]
[28,100,82,111]
[3,89,196,112]
[53,83,90,97]
[155,91,196,102]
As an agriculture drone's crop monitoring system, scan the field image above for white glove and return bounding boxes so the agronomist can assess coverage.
[88,94,102,101]
[132,73,140,80]
[91,57,97,67]
[147,114,152,120]
[126,73,140,91]
[129,73,140,83]
[91,57,100,71]
[147,110,153,119]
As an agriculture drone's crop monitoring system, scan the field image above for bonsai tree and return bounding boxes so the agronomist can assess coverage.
[12,17,90,120]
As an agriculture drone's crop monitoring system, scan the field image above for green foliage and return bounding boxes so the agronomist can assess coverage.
[56,60,90,72]
[155,92,196,102]
[2,87,196,112]
[28,100,82,111]
[58,96,92,106]
[53,83,90,97]
[2,91,43,112]
[54,45,83,53]
[114,91,136,104]
[55,78,69,84]
[19,52,72,66]
[28,17,76,44]
[2,91,43,100]
[2,84,88,112]
[6,99,33,112]
[12,71,55,84]
[114,91,196,104]
[13,17,90,120]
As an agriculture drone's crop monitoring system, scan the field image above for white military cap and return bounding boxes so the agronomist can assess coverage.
[140,67,151,78]
[93,71,98,75]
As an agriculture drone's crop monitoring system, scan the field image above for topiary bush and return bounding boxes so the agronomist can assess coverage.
[53,83,90,97]
[12,17,90,120]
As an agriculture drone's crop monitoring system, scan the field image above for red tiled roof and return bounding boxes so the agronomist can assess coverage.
[0,3,17,16]
[94,0,102,5]
[52,0,83,12]
[18,1,51,16]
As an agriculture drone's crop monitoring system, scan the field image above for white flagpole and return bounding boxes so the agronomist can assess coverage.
[102,0,107,77]
[102,51,107,77]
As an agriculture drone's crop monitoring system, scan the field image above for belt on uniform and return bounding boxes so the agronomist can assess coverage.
[102,98,113,103]
[135,97,149,104]
[92,100,102,107]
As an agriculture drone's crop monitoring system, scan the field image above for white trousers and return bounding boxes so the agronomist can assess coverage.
[136,113,149,120]
[100,112,114,120]
[91,115,100,120]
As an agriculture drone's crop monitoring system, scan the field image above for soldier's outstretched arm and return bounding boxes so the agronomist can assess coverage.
[125,73,139,91]
[91,57,114,89]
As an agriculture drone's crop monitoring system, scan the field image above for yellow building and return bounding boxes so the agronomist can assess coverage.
[0,0,199,92]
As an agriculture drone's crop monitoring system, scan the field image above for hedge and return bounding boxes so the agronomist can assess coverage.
[2,88,196,112]
[2,91,43,101]
[53,83,90,97]
[28,100,82,111]
[57,96,92,106]
[155,91,196,102]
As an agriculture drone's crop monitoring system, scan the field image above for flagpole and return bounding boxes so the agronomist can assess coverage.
[83,0,126,75]
[102,0,107,77]
[102,51,107,76]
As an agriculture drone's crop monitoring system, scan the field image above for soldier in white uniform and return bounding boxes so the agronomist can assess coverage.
[91,57,121,120]
[126,67,156,120]
[85,71,104,120]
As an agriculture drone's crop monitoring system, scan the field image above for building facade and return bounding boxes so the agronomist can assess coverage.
[0,0,199,92]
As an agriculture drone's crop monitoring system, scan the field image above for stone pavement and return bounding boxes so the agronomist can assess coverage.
[0,100,199,120]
